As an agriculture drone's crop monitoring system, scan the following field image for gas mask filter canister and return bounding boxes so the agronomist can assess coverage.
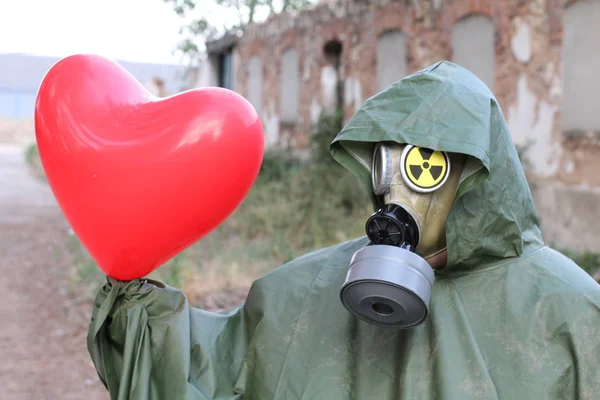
[340,143,465,329]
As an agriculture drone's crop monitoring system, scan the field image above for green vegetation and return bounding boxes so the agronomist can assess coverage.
[162,0,315,66]
[25,114,599,307]
[58,111,373,306]
[25,143,46,180]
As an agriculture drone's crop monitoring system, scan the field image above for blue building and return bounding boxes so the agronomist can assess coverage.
[0,53,189,120]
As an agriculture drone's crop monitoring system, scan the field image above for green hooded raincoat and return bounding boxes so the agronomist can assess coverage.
[87,61,600,400]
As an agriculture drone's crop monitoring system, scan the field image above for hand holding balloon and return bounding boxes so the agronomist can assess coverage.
[35,54,264,281]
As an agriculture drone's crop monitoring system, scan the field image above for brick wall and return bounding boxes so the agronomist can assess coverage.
[205,0,600,253]
[232,0,514,147]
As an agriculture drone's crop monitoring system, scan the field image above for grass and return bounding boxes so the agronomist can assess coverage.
[25,113,600,308]
[25,143,46,181]
[45,112,374,309]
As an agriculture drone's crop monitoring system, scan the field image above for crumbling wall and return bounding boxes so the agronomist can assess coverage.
[235,0,497,149]
[232,0,600,252]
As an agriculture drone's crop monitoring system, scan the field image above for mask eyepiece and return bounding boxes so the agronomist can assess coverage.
[365,204,419,250]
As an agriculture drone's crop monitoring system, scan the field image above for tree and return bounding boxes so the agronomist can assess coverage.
[163,0,314,66]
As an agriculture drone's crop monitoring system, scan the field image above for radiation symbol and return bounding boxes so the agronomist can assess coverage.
[400,145,451,193]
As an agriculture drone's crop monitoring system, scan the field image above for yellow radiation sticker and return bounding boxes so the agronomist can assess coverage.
[400,145,450,193]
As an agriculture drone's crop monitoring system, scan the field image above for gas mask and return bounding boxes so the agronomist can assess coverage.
[340,143,466,328]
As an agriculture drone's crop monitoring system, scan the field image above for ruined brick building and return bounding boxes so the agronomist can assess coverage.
[196,0,600,253]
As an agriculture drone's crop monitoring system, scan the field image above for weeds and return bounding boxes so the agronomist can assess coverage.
[53,111,373,306]
[25,143,46,180]
[33,112,599,306]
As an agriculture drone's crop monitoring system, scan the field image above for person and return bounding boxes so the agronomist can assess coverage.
[87,61,600,400]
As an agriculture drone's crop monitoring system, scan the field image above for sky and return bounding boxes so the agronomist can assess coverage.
[0,0,231,65]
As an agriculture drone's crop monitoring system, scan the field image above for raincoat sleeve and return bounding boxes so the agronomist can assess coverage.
[87,277,256,400]
[547,282,600,399]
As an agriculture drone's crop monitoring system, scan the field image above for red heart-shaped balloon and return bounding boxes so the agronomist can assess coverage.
[35,54,264,281]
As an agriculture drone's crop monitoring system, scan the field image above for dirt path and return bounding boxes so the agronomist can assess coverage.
[0,145,108,399]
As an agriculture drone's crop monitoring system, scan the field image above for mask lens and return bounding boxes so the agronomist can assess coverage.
[371,143,392,195]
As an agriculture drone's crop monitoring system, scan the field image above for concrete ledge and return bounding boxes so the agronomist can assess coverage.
[531,181,600,253]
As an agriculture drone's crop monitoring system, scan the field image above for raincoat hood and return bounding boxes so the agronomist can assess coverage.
[330,61,544,270]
